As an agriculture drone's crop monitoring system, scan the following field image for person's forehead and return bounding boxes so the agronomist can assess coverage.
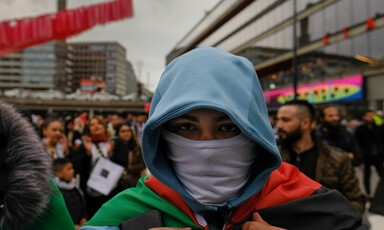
[119,125,131,130]
[90,121,103,127]
[49,121,62,127]
[168,108,231,123]
[184,108,226,117]
[324,107,339,115]
[278,105,298,117]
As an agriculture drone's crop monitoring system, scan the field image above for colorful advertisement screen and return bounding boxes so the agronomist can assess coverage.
[263,75,363,106]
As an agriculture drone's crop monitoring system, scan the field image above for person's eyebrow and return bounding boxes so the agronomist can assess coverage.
[175,114,199,122]
[215,115,231,122]
[172,114,231,123]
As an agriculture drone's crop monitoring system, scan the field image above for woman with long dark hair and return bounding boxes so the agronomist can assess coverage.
[0,102,75,230]
[64,116,82,152]
[112,124,146,191]
[75,116,114,218]
[41,117,69,159]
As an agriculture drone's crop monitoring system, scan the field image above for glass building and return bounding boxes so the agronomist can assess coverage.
[70,42,137,95]
[0,42,57,91]
[167,0,384,113]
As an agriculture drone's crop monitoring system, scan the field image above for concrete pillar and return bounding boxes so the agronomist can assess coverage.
[368,100,380,110]
[89,109,94,118]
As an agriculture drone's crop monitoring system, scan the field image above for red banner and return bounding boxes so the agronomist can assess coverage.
[343,26,349,38]
[366,17,376,31]
[0,0,133,57]
[322,33,329,46]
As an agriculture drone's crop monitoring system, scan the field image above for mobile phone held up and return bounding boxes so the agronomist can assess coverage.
[120,210,163,230]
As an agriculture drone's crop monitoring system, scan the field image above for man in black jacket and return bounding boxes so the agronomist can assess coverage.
[316,104,363,165]
[0,102,75,230]
[355,110,384,197]
[276,100,366,214]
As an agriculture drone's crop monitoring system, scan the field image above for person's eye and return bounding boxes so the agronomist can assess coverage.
[220,124,240,133]
[176,123,195,131]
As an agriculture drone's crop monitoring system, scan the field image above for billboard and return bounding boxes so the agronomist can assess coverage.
[80,79,107,94]
[264,75,363,106]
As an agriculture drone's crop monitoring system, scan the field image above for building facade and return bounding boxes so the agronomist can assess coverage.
[70,42,137,95]
[167,0,384,114]
[125,60,138,94]
[0,42,61,91]
[0,0,72,94]
[54,41,74,93]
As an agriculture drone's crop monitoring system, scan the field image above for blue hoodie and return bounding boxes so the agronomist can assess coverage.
[80,47,282,230]
[142,47,281,213]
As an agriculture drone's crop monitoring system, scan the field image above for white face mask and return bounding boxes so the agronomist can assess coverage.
[161,129,258,206]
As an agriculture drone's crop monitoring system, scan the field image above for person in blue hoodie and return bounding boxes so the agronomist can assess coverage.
[80,47,361,230]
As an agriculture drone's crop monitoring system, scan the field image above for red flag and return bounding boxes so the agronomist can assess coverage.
[0,0,133,57]
[120,0,133,18]
[19,19,28,44]
[85,6,97,28]
[111,0,121,20]
[366,17,376,31]
[78,112,88,126]
[322,33,329,46]
[145,103,151,113]
[9,21,21,47]
[74,9,83,35]
[0,22,9,49]
[343,27,349,38]
[66,10,76,37]
[42,15,53,41]
[30,17,38,42]
[98,4,107,24]
[54,10,67,39]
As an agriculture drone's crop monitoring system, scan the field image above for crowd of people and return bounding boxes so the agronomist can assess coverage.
[271,104,384,197]
[35,112,148,229]
[0,47,383,230]
[270,101,384,229]
[29,99,384,229]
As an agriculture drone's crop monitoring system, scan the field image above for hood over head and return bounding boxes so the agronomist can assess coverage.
[142,47,281,212]
[0,102,53,230]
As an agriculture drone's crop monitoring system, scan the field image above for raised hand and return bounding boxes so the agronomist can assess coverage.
[60,133,70,156]
[242,212,286,230]
[149,228,191,230]
[107,140,115,158]
[82,136,92,156]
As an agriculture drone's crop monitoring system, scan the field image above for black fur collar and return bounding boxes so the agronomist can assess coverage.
[0,102,53,229]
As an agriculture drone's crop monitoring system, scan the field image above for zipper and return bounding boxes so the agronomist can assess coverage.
[219,206,233,225]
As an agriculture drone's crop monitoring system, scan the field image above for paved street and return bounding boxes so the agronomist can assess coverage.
[368,213,384,230]
[355,167,384,230]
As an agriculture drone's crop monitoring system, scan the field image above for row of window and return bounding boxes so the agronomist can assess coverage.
[75,44,117,51]
[23,72,54,77]
[73,65,116,70]
[22,66,55,70]
[73,51,118,58]
[72,60,119,65]
[22,49,55,55]
[203,0,384,58]
[73,71,116,75]
[23,58,55,63]
[22,80,53,85]
[250,26,384,64]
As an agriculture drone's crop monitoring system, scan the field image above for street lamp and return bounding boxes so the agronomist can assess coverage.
[292,0,298,100]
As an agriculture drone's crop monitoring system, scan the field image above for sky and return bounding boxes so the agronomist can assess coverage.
[1,0,220,92]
